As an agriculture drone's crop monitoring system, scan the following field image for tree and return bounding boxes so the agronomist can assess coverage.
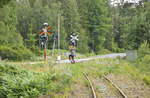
[0,0,12,7]
[86,0,112,53]
[0,1,23,46]
[113,2,150,50]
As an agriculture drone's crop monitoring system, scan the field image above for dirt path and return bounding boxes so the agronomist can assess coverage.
[6,53,125,65]
[57,53,126,64]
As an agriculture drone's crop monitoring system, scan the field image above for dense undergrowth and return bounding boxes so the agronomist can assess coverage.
[0,56,149,97]
[0,41,149,97]
[0,46,87,61]
[0,62,73,98]
[0,45,35,61]
[69,58,150,86]
[0,63,51,97]
[136,41,150,85]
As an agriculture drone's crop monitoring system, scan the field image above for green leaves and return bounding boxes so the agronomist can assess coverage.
[3,0,150,57]
[0,0,11,7]
[85,0,112,53]
[0,64,52,97]
[0,45,34,61]
[113,2,150,50]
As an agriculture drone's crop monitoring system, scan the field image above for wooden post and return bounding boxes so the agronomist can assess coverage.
[44,46,46,64]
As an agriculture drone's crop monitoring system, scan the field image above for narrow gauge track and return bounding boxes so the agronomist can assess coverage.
[83,72,128,98]
[83,72,97,98]
[103,76,128,98]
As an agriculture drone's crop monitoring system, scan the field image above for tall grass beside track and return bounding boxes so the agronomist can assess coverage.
[63,57,150,87]
[0,62,74,98]
[0,54,150,98]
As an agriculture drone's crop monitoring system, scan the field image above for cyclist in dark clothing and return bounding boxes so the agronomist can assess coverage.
[69,45,75,63]
[68,33,78,64]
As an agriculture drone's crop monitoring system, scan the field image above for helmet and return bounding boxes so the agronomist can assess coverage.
[43,23,48,26]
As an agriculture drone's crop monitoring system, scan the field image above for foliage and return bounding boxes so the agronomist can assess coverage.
[0,45,34,61]
[0,63,52,97]
[14,0,112,54]
[137,42,150,75]
[97,48,111,55]
[85,0,112,53]
[143,76,150,85]
[0,0,12,7]
[0,0,150,61]
[113,2,150,50]
[138,55,150,73]
[0,1,23,46]
[30,46,43,56]
[25,33,43,56]
[0,63,74,97]
[66,57,150,86]
[137,41,150,59]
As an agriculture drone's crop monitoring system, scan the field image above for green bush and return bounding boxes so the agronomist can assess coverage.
[30,46,43,56]
[0,63,75,97]
[97,49,111,55]
[137,41,150,59]
[137,55,150,73]
[0,45,34,61]
[0,64,52,98]
[113,47,125,53]
[136,41,150,73]
[143,76,150,86]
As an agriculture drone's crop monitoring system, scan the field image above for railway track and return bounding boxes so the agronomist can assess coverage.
[103,75,128,98]
[83,72,97,98]
[82,72,128,98]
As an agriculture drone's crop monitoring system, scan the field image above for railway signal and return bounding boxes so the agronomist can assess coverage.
[40,23,52,37]
[70,33,78,47]
[39,23,52,63]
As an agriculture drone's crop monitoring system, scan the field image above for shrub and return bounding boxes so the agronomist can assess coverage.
[0,45,34,61]
[0,64,52,98]
[137,41,150,59]
[136,41,150,73]
[143,76,150,86]
[97,49,111,55]
[138,55,150,73]
[30,46,43,56]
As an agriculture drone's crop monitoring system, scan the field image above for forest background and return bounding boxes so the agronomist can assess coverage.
[0,0,150,60]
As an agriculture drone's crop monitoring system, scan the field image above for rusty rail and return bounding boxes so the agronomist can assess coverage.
[103,76,128,98]
[83,72,97,98]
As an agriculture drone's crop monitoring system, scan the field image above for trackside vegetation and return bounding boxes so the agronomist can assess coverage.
[0,0,150,61]
[0,63,52,97]
[0,45,35,61]
[0,0,150,97]
[0,63,73,97]
[0,49,150,97]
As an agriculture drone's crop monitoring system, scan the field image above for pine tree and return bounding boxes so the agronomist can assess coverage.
[86,0,112,53]
[0,1,23,46]
[0,0,12,7]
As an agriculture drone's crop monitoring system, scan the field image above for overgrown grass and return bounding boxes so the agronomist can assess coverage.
[0,45,35,61]
[1,54,150,98]
[62,57,150,87]
[0,62,74,98]
[0,63,51,97]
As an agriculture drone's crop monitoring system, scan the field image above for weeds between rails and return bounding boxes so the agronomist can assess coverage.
[103,75,128,98]
[82,72,128,98]
[83,72,97,98]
